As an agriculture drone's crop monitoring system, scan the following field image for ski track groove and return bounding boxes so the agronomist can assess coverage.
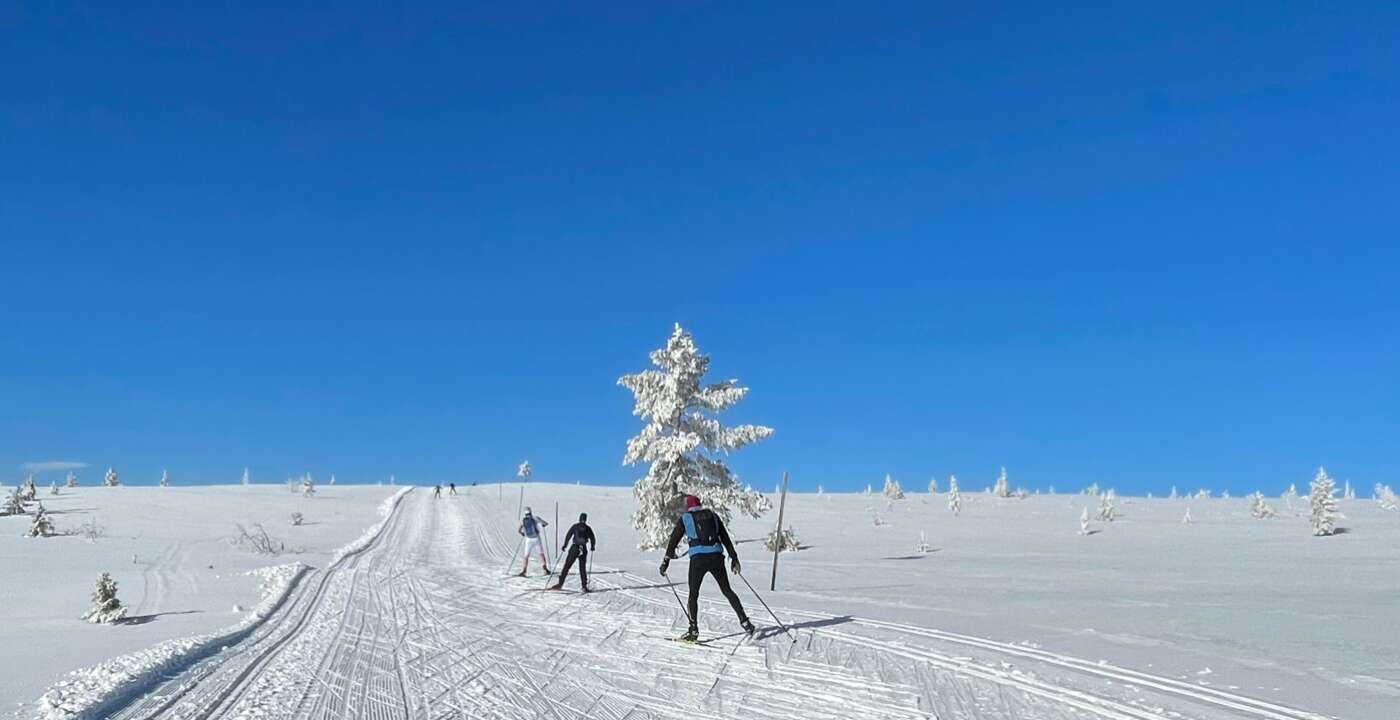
[76,487,1334,720]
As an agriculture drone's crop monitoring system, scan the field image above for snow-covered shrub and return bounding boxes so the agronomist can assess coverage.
[1182,507,1193,524]
[1169,486,1178,499]
[2,488,27,516]
[619,324,773,549]
[947,475,961,515]
[1220,489,1231,499]
[49,482,59,496]
[83,572,127,624]
[1309,467,1341,536]
[882,474,905,501]
[871,513,888,527]
[301,474,316,497]
[160,470,170,488]
[328,474,336,485]
[1079,507,1091,536]
[1195,488,1211,499]
[916,531,931,553]
[518,460,531,480]
[765,525,800,552]
[27,503,54,537]
[993,468,1011,498]
[927,477,937,495]
[1097,489,1116,521]
[1249,491,1276,519]
[1377,484,1398,511]
[242,467,251,485]
[104,467,120,487]
[66,471,78,488]
[80,515,104,542]
[1082,483,1099,496]
[290,512,304,526]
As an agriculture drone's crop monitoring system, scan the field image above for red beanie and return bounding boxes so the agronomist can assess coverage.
[683,495,701,510]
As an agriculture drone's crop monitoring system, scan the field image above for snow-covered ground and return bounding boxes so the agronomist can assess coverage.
[5,482,1392,719]
[0,484,401,712]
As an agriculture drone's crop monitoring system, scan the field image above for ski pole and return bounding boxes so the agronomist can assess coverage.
[662,568,693,626]
[504,537,524,575]
[738,571,797,643]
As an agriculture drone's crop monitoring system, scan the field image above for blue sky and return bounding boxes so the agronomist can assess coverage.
[3,3,1397,495]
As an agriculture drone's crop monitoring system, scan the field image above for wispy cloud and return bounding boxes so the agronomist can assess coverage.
[22,460,89,473]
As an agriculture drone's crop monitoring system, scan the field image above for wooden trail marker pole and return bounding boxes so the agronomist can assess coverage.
[769,472,789,592]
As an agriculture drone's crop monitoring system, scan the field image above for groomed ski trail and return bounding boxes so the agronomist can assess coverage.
[65,491,1333,720]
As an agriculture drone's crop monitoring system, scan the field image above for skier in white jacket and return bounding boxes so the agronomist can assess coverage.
[516,507,550,576]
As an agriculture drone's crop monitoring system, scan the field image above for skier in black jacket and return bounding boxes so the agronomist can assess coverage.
[550,513,596,592]
[660,495,753,641]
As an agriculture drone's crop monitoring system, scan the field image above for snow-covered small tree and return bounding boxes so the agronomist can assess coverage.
[389,474,397,486]
[1249,491,1276,519]
[1309,467,1340,536]
[1097,489,1116,521]
[1182,507,1193,524]
[160,470,170,488]
[2,488,28,517]
[864,483,873,496]
[104,467,120,487]
[764,525,800,552]
[992,467,1011,498]
[301,474,316,497]
[291,512,304,526]
[1195,488,1211,499]
[947,475,961,515]
[1377,483,1399,511]
[328,474,336,486]
[20,475,37,501]
[1169,486,1178,499]
[66,471,78,488]
[27,503,54,537]
[817,485,824,495]
[49,482,59,496]
[915,531,931,553]
[1282,483,1298,501]
[1343,480,1355,500]
[1220,489,1230,499]
[517,461,531,481]
[619,324,774,549]
[927,477,938,495]
[882,474,905,501]
[242,467,250,486]
[82,572,127,624]
[1083,482,1099,496]
[1079,507,1091,536]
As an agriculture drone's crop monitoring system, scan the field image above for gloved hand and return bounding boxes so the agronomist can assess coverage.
[730,557,742,575]
[659,558,670,576]
[591,545,596,552]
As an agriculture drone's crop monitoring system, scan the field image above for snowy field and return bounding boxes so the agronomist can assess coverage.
[3,482,1393,719]
[0,484,402,713]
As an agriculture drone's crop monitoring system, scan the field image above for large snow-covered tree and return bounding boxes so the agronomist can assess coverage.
[104,467,120,487]
[1377,483,1399,511]
[947,475,962,515]
[83,572,127,624]
[1249,491,1276,519]
[1097,489,1116,521]
[992,468,1010,498]
[517,461,532,480]
[27,503,54,538]
[882,474,905,501]
[619,324,773,549]
[1309,467,1340,536]
[2,488,27,517]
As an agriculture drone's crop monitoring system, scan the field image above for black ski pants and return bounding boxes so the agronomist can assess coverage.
[558,544,589,588]
[687,552,747,627]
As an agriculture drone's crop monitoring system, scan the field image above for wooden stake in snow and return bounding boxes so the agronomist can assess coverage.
[769,472,789,592]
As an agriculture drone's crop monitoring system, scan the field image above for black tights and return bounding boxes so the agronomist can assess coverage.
[687,553,747,627]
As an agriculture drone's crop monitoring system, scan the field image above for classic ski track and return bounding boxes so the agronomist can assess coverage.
[462,492,1327,720]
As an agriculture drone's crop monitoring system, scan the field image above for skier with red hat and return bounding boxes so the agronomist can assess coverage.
[660,494,754,642]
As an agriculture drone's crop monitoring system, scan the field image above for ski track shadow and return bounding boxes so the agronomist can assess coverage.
[587,581,682,595]
[119,610,203,626]
[879,552,938,560]
[755,615,855,640]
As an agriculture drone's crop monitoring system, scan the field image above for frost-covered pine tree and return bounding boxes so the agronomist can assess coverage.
[864,483,873,496]
[1169,486,1178,499]
[66,471,78,488]
[49,481,59,496]
[104,467,120,487]
[1182,507,1193,524]
[992,467,1011,498]
[1083,482,1099,496]
[27,503,54,538]
[1097,489,1116,521]
[817,485,824,495]
[1220,489,1230,499]
[82,572,127,624]
[618,324,773,549]
[160,470,170,488]
[915,531,931,553]
[2,488,27,517]
[947,475,962,515]
[301,473,316,497]
[1309,467,1340,536]
[1377,483,1399,511]
[764,525,800,552]
[328,474,336,486]
[1249,491,1276,519]
[1343,480,1355,500]
[927,477,938,495]
[1195,488,1211,499]
[1079,507,1091,536]
[882,474,905,501]
[517,461,532,481]
[242,467,250,486]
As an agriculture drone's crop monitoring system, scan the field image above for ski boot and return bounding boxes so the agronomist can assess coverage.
[548,583,563,591]
[741,618,755,635]
[678,626,699,643]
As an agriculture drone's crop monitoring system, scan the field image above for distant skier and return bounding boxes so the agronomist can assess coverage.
[516,507,550,576]
[448,482,457,496]
[433,484,442,498]
[550,513,596,592]
[659,495,753,641]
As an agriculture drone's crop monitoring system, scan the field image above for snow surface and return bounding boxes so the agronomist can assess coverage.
[0,485,401,712]
[5,483,1393,719]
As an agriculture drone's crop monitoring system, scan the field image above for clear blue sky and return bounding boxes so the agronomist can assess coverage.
[4,3,1397,495]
